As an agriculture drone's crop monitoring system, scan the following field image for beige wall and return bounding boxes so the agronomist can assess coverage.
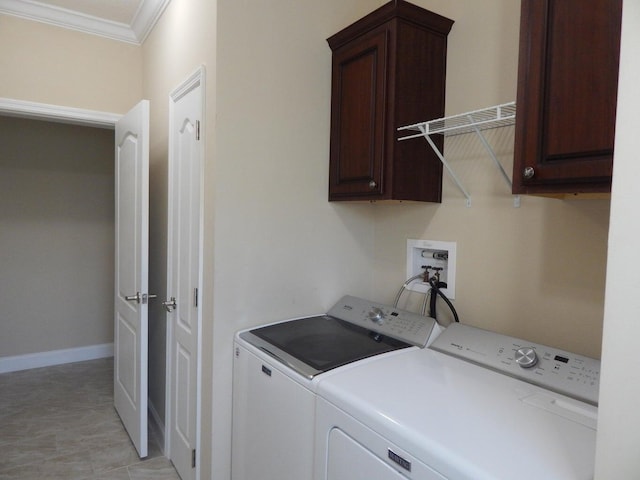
[0,0,618,477]
[212,1,381,476]
[373,0,608,359]
[0,116,114,356]
[0,14,143,357]
[147,0,611,478]
[142,1,378,477]
[139,0,218,460]
[0,15,142,113]
[0,12,143,360]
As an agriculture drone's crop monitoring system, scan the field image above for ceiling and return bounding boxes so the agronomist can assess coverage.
[0,0,171,44]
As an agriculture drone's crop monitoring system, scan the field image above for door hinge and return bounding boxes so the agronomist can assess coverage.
[196,120,200,141]
[194,287,198,307]
[192,449,196,468]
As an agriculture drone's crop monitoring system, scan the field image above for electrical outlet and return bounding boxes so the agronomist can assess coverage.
[406,239,457,299]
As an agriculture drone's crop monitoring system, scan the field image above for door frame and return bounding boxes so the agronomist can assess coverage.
[164,65,206,480]
[2,95,207,472]
[0,98,121,128]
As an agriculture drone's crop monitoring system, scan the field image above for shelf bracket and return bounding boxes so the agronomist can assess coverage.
[420,125,472,207]
[466,116,521,208]
[398,102,519,207]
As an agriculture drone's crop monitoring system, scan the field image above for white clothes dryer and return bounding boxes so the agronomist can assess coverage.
[314,323,600,480]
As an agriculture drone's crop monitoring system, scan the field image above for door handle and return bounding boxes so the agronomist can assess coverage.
[125,292,157,304]
[125,292,142,303]
[163,297,177,312]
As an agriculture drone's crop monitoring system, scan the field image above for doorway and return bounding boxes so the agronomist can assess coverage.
[0,95,202,478]
[0,100,162,456]
[0,114,115,365]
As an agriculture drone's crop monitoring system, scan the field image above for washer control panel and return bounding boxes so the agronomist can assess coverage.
[430,323,600,405]
[328,295,439,348]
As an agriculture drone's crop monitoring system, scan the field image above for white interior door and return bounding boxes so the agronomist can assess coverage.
[114,100,150,459]
[166,69,204,480]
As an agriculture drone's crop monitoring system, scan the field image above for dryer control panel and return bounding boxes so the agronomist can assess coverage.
[430,323,600,405]
[328,295,440,348]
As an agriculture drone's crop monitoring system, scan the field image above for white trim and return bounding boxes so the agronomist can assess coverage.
[0,343,114,374]
[0,0,136,43]
[164,310,173,457]
[0,0,170,44]
[165,65,205,480]
[148,398,166,455]
[131,0,171,44]
[195,66,205,480]
[0,98,121,129]
[169,67,205,102]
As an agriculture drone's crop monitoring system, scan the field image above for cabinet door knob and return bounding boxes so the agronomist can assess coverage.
[368,180,377,189]
[523,167,535,180]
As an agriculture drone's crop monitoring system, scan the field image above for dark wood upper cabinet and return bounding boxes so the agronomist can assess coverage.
[513,0,622,196]
[327,1,453,202]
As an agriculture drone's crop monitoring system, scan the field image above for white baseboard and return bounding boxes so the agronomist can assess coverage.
[148,399,166,455]
[0,343,114,374]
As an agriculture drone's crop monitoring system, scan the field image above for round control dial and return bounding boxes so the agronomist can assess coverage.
[515,347,538,369]
[367,307,385,325]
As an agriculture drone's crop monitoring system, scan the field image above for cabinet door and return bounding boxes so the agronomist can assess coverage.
[513,0,622,195]
[329,29,388,200]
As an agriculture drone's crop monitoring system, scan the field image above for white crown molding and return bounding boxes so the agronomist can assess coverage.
[0,97,121,129]
[131,0,171,44]
[0,0,171,44]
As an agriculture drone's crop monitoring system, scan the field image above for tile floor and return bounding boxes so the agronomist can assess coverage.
[0,358,181,480]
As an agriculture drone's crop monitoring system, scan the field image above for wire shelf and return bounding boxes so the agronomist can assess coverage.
[398,102,516,140]
[397,102,518,207]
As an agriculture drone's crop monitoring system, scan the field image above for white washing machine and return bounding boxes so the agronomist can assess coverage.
[231,295,443,480]
[314,322,600,480]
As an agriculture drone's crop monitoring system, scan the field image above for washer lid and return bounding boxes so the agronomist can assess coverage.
[240,315,410,379]
[316,347,598,480]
